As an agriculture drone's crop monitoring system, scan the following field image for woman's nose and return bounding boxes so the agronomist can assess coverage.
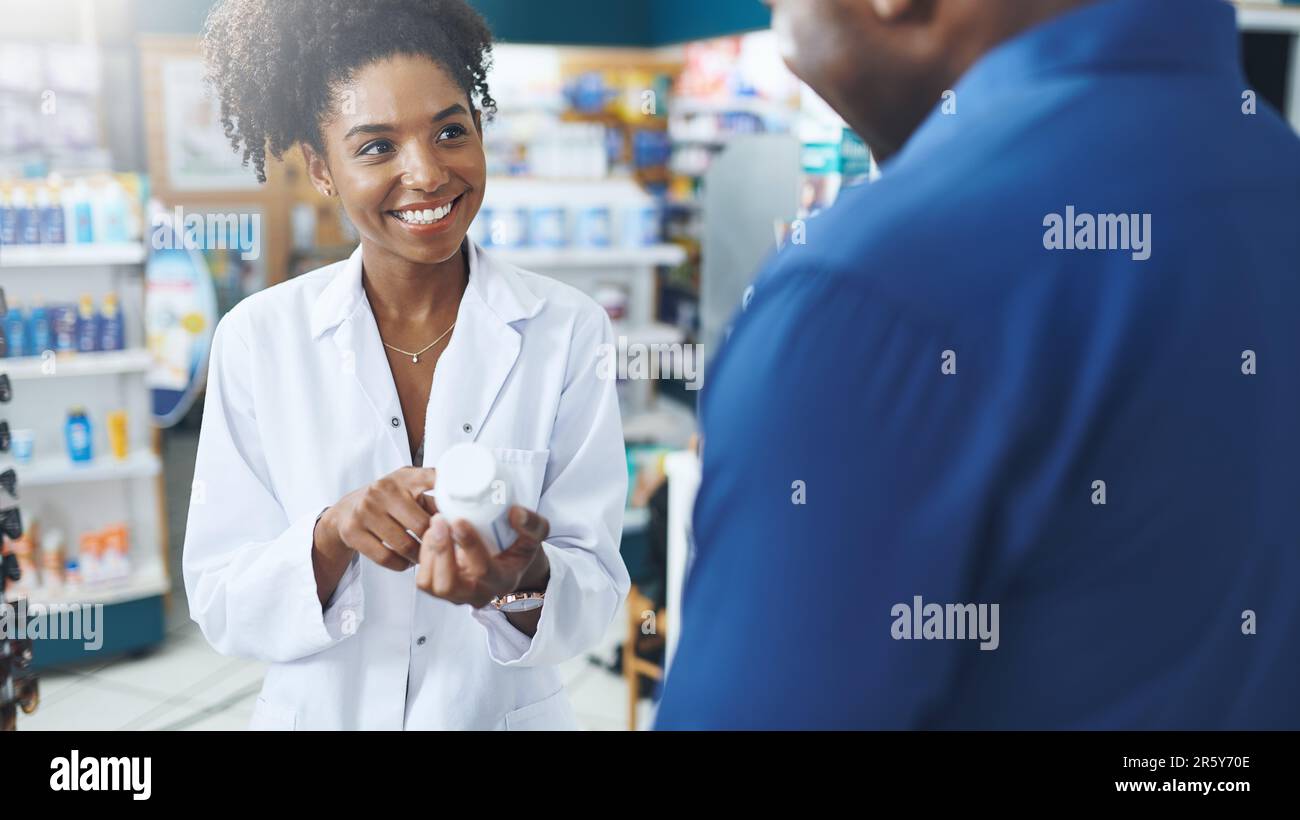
[400,146,451,192]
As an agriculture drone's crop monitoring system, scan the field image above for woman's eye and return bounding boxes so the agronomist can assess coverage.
[438,124,468,141]
[359,140,394,156]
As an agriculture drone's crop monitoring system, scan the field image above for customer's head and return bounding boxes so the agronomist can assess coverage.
[762,0,1096,161]
[203,0,494,266]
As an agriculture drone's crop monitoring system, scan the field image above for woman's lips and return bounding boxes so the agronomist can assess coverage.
[388,194,463,236]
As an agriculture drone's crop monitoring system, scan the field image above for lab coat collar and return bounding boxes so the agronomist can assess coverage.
[309,239,545,340]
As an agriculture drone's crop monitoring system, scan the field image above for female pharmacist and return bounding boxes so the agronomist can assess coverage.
[184,0,629,730]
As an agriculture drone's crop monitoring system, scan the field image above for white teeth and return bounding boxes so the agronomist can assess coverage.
[393,200,455,225]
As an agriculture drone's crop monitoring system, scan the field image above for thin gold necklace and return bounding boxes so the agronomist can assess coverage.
[382,320,456,364]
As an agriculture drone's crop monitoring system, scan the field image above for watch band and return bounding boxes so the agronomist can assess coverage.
[492,591,545,612]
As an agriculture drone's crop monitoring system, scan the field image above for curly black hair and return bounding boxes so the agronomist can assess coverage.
[202,0,497,183]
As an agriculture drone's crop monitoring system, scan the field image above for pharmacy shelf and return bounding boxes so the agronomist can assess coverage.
[613,321,687,347]
[492,244,686,269]
[669,97,797,119]
[1235,1,1300,31]
[0,242,148,268]
[1,348,151,380]
[623,402,698,448]
[1,449,161,487]
[623,506,651,535]
[19,566,170,607]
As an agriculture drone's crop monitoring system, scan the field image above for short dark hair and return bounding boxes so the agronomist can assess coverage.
[202,0,497,183]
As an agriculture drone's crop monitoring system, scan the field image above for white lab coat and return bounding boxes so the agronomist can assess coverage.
[182,241,630,730]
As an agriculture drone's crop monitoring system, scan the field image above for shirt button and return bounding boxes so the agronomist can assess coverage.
[391,417,400,428]
[416,636,427,646]
[462,422,473,434]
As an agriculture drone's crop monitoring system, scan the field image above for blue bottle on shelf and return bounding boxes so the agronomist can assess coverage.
[68,180,94,243]
[99,292,124,352]
[2,305,26,358]
[28,302,51,354]
[37,186,66,245]
[0,187,16,246]
[66,407,94,463]
[76,294,99,353]
[12,187,39,245]
[51,304,78,352]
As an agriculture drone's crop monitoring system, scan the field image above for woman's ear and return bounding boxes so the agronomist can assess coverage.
[472,106,483,137]
[301,142,335,197]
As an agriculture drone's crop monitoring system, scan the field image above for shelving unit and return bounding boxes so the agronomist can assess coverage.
[1235,1,1300,32]
[491,244,685,269]
[23,567,170,608]
[0,241,169,668]
[1,348,152,380]
[3,450,163,488]
[0,242,148,268]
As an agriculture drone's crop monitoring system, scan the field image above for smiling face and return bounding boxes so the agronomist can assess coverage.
[303,53,487,267]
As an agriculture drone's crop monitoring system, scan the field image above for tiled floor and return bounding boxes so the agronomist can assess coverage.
[20,599,654,731]
[17,424,658,732]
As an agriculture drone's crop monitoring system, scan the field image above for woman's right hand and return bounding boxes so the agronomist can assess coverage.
[315,467,439,571]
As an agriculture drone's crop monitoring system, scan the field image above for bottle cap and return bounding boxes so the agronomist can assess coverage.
[436,443,498,503]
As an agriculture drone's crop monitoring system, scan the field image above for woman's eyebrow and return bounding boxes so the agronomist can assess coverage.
[342,104,470,142]
[343,122,395,141]
[432,103,469,121]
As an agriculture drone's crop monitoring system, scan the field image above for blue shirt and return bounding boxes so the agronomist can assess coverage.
[656,0,1300,729]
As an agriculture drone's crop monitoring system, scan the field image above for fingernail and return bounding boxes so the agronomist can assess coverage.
[511,507,528,527]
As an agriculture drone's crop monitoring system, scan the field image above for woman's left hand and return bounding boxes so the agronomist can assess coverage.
[416,506,552,608]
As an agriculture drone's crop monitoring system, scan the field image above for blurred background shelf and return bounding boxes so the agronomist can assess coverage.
[1,449,162,487]
[0,242,148,268]
[492,244,686,269]
[21,565,169,608]
[1236,2,1300,33]
[2,348,152,380]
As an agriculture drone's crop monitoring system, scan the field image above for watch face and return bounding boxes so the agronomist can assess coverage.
[500,596,544,613]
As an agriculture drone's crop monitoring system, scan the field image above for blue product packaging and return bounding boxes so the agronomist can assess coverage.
[76,295,99,352]
[574,206,612,248]
[66,407,94,462]
[51,304,78,352]
[28,305,51,353]
[14,189,39,245]
[529,207,567,248]
[2,308,26,358]
[621,205,660,247]
[99,293,123,351]
[38,193,66,244]
[472,207,494,247]
[0,192,16,246]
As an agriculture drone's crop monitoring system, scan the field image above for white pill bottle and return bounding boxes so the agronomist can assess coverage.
[428,442,513,553]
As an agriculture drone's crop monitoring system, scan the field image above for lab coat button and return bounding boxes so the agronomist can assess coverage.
[391,417,400,427]
[416,636,427,646]
[462,423,472,434]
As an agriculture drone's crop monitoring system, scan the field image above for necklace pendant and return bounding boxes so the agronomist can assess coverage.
[412,354,419,363]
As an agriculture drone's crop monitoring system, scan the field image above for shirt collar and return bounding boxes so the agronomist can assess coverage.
[309,239,545,339]
[887,0,1241,173]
